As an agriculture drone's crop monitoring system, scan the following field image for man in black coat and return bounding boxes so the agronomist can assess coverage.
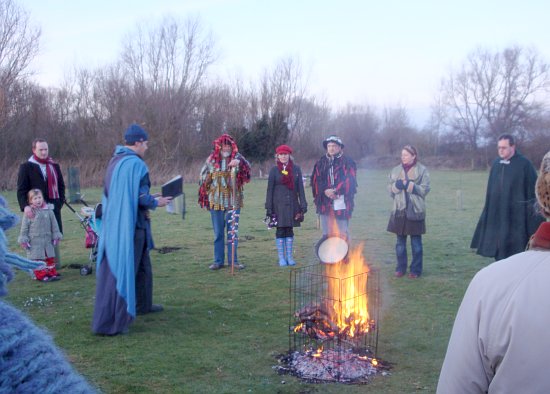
[17,138,65,233]
[471,134,544,260]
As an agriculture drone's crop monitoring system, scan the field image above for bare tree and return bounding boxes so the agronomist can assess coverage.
[258,56,309,139]
[436,46,550,167]
[0,0,40,178]
[378,105,415,156]
[439,67,485,165]
[0,0,40,92]
[482,47,549,141]
[120,16,217,161]
[291,96,331,159]
[331,104,380,160]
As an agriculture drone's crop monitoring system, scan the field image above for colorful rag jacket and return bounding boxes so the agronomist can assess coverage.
[311,153,357,219]
[198,152,251,211]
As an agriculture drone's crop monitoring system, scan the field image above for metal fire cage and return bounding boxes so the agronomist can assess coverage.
[289,263,380,357]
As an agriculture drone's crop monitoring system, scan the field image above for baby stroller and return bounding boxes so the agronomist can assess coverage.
[65,199,101,276]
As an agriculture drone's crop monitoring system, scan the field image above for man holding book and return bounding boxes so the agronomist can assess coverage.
[198,134,251,270]
[92,124,171,336]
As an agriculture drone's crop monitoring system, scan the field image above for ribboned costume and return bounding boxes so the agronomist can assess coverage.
[0,195,97,393]
[92,125,160,335]
[471,150,543,260]
[198,134,251,269]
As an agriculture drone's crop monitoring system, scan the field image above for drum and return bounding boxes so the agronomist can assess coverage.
[315,236,349,264]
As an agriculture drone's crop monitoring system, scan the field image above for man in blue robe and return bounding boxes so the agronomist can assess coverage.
[92,124,171,336]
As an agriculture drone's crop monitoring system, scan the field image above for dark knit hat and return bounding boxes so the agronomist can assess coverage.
[323,135,344,149]
[124,124,149,144]
[276,144,292,155]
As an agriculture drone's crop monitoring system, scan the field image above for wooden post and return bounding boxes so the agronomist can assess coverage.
[456,190,463,210]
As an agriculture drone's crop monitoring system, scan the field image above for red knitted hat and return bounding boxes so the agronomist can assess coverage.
[276,144,292,155]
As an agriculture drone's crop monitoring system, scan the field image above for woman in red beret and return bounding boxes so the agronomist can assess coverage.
[265,144,308,266]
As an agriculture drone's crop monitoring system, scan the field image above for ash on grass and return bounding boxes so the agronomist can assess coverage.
[274,349,392,384]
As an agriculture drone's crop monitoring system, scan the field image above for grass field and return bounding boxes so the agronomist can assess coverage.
[3,169,495,393]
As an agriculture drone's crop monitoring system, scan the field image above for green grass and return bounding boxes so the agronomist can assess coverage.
[3,169,494,393]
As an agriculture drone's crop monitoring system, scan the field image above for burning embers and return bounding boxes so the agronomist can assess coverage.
[293,246,374,342]
[278,242,387,384]
[293,301,376,342]
[277,348,385,384]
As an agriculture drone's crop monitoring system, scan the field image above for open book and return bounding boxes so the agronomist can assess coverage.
[161,175,183,198]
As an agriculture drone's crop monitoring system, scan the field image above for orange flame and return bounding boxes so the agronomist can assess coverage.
[324,243,370,338]
[312,346,323,358]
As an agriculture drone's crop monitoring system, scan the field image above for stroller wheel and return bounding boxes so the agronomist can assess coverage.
[80,265,93,276]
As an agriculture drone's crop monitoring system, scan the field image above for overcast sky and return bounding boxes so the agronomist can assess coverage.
[19,0,550,125]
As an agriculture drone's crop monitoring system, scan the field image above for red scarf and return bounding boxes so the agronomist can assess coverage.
[402,159,417,174]
[277,159,294,190]
[528,222,550,250]
[32,155,60,199]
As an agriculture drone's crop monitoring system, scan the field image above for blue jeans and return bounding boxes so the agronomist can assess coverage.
[395,235,423,276]
[210,209,240,266]
[320,214,350,241]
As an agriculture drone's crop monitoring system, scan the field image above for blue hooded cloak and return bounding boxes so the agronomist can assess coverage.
[91,146,148,335]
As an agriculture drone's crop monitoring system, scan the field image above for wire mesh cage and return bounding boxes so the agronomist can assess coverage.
[289,263,380,357]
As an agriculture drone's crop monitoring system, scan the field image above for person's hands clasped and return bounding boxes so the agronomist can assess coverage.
[324,188,337,200]
[395,179,406,190]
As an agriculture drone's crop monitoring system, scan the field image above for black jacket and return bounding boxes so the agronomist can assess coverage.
[17,161,65,232]
[265,164,307,227]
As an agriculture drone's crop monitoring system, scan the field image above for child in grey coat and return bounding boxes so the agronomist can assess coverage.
[18,189,62,282]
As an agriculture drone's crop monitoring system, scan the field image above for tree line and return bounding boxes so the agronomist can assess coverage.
[1,0,549,190]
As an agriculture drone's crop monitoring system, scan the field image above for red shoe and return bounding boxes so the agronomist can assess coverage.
[408,273,419,279]
[394,271,405,278]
